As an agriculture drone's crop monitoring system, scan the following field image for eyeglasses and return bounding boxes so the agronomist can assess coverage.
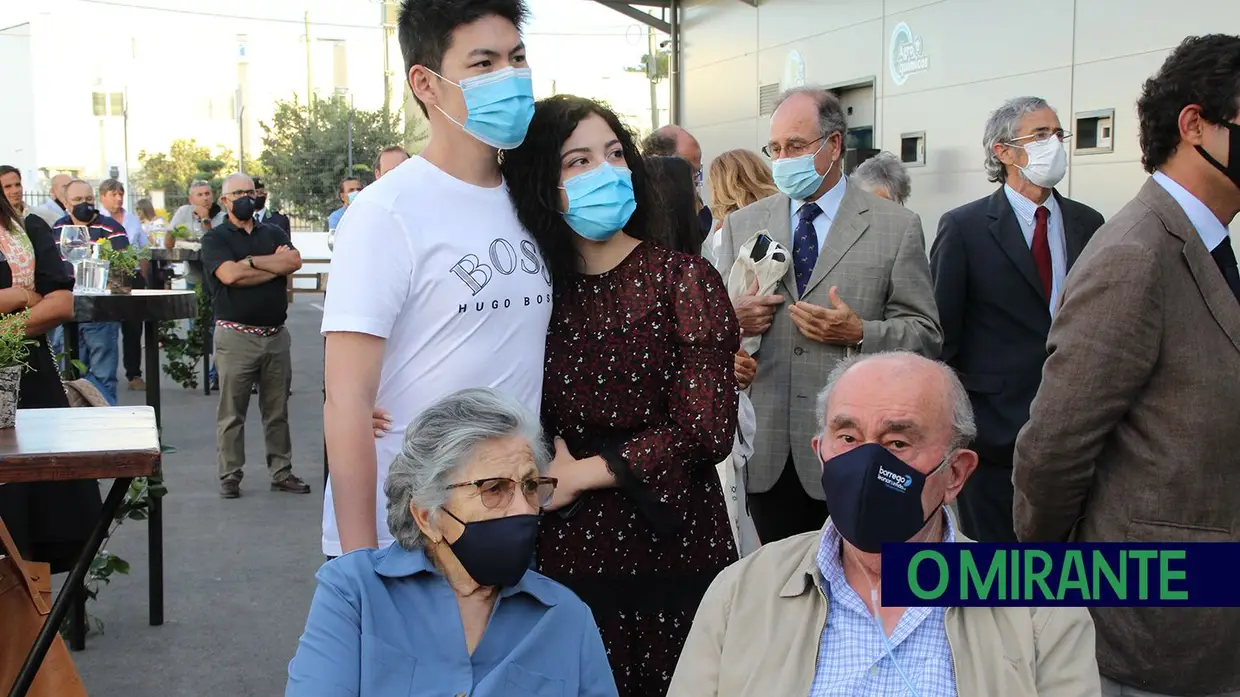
[445,476,558,509]
[762,135,826,159]
[225,189,257,198]
[1008,129,1073,145]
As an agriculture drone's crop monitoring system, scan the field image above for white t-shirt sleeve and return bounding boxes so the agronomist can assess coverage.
[321,199,413,339]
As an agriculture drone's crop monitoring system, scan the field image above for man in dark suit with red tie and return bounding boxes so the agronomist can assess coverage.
[929,96,1104,543]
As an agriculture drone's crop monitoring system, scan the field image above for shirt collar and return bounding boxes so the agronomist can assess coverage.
[372,542,560,607]
[793,174,849,222]
[1003,183,1061,227]
[1152,170,1231,251]
[816,508,957,588]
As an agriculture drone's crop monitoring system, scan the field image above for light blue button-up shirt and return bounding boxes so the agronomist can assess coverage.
[286,543,619,697]
[327,206,346,231]
[809,511,958,697]
[790,175,849,254]
[1004,184,1068,315]
[1152,170,1231,251]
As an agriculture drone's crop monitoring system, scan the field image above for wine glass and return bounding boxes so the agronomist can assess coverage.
[59,225,91,263]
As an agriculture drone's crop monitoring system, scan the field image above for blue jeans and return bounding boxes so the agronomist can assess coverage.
[78,322,120,405]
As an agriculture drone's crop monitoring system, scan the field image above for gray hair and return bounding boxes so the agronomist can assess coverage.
[815,351,977,453]
[188,179,212,192]
[983,96,1052,183]
[853,152,912,205]
[773,87,848,142]
[220,173,254,196]
[384,387,550,550]
[99,178,124,196]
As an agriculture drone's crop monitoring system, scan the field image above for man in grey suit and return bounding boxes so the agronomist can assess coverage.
[1014,34,1240,697]
[715,87,941,543]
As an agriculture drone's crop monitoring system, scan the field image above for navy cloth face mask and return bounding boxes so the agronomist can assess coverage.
[441,509,539,587]
[561,164,637,242]
[820,442,946,553]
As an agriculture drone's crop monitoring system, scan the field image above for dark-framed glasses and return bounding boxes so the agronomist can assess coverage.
[445,476,558,509]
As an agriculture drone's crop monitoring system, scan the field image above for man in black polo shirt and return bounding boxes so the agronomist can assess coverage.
[201,173,310,499]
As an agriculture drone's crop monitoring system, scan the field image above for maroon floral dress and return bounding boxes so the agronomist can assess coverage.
[537,242,740,697]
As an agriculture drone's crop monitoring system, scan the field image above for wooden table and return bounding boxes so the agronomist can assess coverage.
[149,249,213,394]
[0,407,160,697]
[62,290,195,634]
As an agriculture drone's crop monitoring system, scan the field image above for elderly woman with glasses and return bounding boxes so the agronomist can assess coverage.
[286,388,619,697]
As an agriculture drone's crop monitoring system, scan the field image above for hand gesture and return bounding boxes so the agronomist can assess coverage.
[371,408,392,439]
[788,286,864,345]
[544,437,581,512]
[734,276,783,337]
[735,348,758,389]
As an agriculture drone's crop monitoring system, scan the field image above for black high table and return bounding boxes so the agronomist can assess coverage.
[60,288,196,646]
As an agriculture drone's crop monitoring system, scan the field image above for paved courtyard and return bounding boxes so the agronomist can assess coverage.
[69,297,329,696]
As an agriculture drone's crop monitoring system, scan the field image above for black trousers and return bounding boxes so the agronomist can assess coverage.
[122,321,142,379]
[747,454,829,544]
[954,462,1018,542]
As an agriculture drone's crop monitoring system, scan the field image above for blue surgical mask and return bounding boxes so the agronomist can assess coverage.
[772,138,833,200]
[346,190,360,205]
[561,164,637,242]
[431,66,535,150]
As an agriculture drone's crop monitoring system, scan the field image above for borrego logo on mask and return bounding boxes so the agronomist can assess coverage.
[889,22,929,86]
[877,465,914,493]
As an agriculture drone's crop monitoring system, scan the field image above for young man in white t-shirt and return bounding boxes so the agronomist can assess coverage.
[320,0,549,557]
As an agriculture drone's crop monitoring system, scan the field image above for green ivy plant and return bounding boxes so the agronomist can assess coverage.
[157,285,211,389]
[0,309,35,369]
[95,238,151,278]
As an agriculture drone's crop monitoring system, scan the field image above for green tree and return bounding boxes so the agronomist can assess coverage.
[132,138,261,206]
[260,94,409,226]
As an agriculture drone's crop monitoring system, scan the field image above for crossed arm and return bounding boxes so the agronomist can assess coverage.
[214,246,302,287]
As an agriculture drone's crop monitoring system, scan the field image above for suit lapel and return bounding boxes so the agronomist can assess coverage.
[987,188,1048,305]
[801,184,869,299]
[1055,191,1089,268]
[1138,179,1240,355]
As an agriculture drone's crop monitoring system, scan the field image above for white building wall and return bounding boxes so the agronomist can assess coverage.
[0,24,38,183]
[682,0,1240,238]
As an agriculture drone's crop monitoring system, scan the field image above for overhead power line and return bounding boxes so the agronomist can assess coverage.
[73,0,640,35]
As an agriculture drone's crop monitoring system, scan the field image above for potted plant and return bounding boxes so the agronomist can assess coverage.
[168,224,200,251]
[0,309,33,428]
[97,239,149,295]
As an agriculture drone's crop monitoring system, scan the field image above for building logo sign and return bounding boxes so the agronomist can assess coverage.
[782,50,806,91]
[889,22,929,86]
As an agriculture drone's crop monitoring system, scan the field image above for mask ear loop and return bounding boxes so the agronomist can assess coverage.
[843,542,925,697]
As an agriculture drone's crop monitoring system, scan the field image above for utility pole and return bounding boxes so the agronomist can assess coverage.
[304,11,314,116]
[381,0,394,116]
[647,24,659,132]
[347,93,354,171]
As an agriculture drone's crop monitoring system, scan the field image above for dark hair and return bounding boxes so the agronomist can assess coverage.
[375,145,410,173]
[501,95,652,291]
[0,194,18,233]
[643,155,703,255]
[1138,34,1240,173]
[0,165,19,181]
[338,176,362,194]
[399,0,529,117]
[136,198,156,221]
[642,130,677,157]
[253,177,266,190]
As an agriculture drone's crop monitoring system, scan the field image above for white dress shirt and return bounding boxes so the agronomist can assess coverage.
[1152,170,1231,252]
[1004,184,1068,315]
[790,175,849,255]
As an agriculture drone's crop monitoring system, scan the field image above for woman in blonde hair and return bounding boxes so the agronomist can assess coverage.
[703,149,778,264]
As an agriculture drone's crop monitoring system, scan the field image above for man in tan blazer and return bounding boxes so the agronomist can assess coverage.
[1013,34,1240,697]
[715,87,941,543]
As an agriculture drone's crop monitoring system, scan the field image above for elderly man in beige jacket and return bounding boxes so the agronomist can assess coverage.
[668,351,1100,697]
